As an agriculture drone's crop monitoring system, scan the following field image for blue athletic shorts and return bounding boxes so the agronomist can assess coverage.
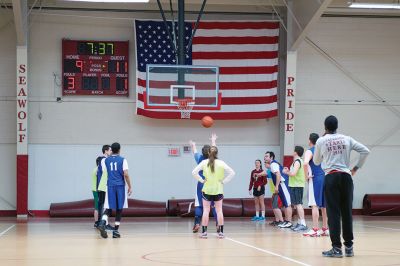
[107,185,125,210]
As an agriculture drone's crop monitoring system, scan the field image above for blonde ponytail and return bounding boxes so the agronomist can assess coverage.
[207,146,218,173]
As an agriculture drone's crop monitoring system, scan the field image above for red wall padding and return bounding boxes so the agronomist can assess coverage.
[50,197,278,217]
[176,198,244,217]
[222,198,243,217]
[176,202,195,217]
[50,199,166,217]
[242,198,274,217]
[167,199,194,216]
[363,194,400,216]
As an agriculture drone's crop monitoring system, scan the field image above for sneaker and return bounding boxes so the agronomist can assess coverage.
[98,220,108,239]
[94,221,99,228]
[257,216,265,221]
[277,221,287,228]
[192,224,200,233]
[303,228,320,237]
[217,232,225,239]
[345,246,354,257]
[290,223,300,230]
[293,224,308,232]
[106,224,116,231]
[322,247,343,258]
[112,230,121,238]
[321,228,330,237]
[251,216,259,221]
[199,232,208,239]
[276,221,285,227]
[279,221,293,228]
[269,221,279,226]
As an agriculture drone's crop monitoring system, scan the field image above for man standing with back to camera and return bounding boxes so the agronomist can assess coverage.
[314,115,370,258]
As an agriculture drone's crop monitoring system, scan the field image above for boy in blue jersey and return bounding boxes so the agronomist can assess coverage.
[263,151,293,228]
[94,145,111,228]
[303,133,329,237]
[98,142,132,239]
[189,133,218,233]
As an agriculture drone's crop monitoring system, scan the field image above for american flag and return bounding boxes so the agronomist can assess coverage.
[135,20,279,120]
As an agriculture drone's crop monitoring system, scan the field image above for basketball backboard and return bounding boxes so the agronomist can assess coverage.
[143,65,221,118]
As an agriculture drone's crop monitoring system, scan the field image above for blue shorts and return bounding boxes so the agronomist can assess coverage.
[308,174,325,208]
[107,185,125,210]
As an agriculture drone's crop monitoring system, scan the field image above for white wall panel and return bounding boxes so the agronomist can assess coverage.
[28,144,280,210]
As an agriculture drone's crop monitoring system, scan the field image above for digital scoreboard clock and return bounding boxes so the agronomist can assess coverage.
[62,39,129,96]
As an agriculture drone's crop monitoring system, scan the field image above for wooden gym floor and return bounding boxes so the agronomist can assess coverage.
[0,216,399,266]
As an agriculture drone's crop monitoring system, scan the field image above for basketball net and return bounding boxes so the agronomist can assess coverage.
[177,99,194,119]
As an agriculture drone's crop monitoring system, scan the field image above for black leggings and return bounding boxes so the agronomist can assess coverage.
[97,191,106,221]
[102,208,123,222]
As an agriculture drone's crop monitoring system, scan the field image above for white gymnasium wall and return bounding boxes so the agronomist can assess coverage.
[296,17,400,208]
[0,11,17,210]
[25,11,280,210]
[1,11,399,211]
[28,144,280,210]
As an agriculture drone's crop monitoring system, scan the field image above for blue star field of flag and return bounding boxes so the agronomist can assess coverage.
[135,20,193,72]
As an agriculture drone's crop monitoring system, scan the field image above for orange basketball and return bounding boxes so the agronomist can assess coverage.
[201,116,214,128]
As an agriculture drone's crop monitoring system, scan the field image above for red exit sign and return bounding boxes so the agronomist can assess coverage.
[168,147,180,156]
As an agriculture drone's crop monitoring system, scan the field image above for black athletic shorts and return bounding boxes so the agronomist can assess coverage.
[202,192,224,202]
[253,186,265,197]
[290,187,304,205]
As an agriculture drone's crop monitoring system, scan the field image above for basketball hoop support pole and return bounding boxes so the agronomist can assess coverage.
[177,0,185,99]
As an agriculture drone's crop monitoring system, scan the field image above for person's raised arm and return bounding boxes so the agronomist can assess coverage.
[210,133,218,147]
[189,140,197,154]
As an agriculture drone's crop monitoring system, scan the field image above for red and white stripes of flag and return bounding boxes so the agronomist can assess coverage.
[16,46,29,217]
[283,51,296,167]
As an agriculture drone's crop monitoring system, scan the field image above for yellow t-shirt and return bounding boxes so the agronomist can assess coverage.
[289,158,305,188]
[202,161,226,195]
[192,159,235,196]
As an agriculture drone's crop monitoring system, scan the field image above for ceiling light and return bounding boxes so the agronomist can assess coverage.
[350,3,400,9]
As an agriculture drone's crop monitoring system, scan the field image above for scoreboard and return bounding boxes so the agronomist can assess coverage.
[62,39,129,96]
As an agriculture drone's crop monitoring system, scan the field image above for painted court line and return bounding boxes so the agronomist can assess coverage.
[363,225,400,231]
[0,224,16,237]
[226,237,311,266]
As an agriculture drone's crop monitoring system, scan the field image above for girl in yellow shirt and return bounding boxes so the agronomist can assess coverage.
[192,146,235,239]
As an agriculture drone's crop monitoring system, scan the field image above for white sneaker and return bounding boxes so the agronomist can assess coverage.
[200,232,208,239]
[217,232,225,239]
[279,221,292,228]
[303,228,320,237]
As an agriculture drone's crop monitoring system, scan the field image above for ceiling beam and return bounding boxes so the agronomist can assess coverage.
[287,0,332,51]
[12,0,27,45]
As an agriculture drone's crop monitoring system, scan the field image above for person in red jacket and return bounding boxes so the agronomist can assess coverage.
[249,159,267,221]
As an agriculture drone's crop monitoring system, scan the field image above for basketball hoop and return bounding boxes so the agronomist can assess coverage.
[177,98,194,119]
